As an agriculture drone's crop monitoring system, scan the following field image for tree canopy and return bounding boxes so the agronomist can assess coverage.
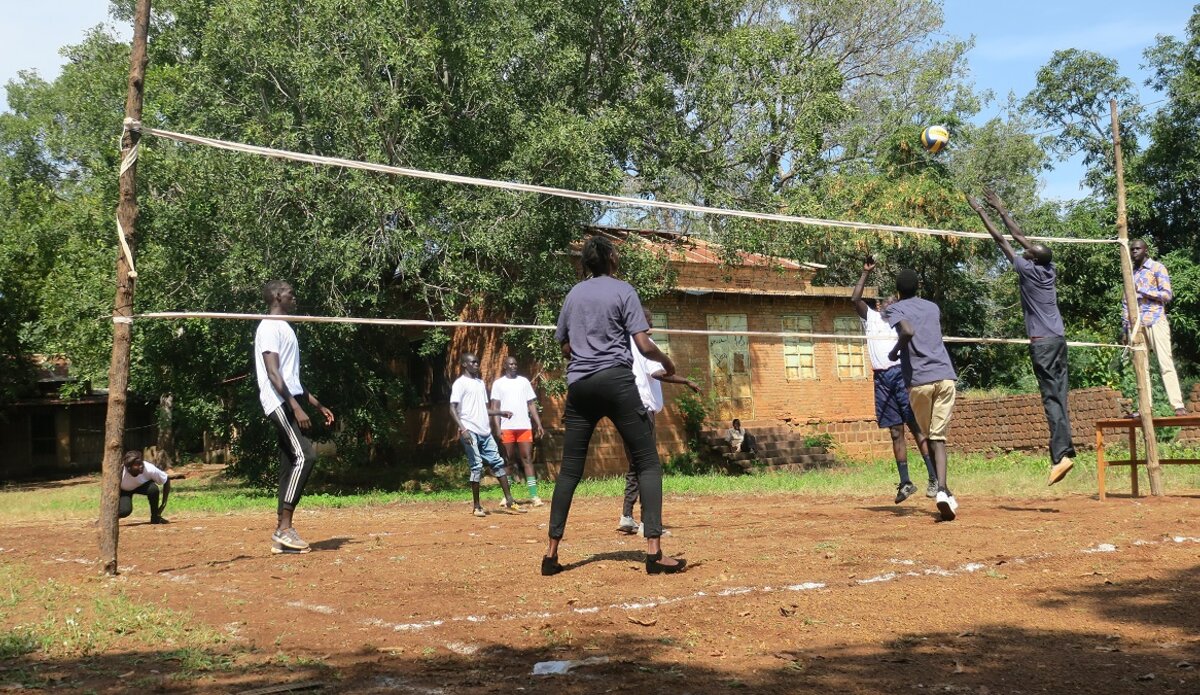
[2,0,1197,474]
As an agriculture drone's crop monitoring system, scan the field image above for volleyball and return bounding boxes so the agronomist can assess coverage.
[920,125,950,154]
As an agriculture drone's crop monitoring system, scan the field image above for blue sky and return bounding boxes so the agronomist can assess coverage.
[941,0,1194,200]
[0,0,1195,201]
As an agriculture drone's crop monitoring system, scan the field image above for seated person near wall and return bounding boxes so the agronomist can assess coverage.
[726,419,757,454]
[120,450,176,524]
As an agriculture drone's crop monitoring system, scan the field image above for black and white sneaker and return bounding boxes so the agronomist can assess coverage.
[894,481,918,504]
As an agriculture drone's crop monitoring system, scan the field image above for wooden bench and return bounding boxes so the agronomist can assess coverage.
[1095,415,1200,500]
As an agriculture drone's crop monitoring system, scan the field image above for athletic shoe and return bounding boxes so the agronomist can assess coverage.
[499,500,527,513]
[1175,408,1189,417]
[531,497,545,507]
[926,481,938,499]
[1047,457,1075,486]
[617,515,639,534]
[472,507,489,517]
[894,481,917,504]
[272,527,309,550]
[935,490,958,521]
[270,541,311,555]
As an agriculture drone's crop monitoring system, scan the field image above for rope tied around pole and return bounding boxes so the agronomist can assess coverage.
[115,118,142,280]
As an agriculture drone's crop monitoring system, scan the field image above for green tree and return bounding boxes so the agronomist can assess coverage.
[1022,48,1141,193]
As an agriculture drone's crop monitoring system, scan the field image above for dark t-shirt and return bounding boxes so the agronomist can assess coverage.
[555,275,650,385]
[1011,256,1064,338]
[884,297,957,387]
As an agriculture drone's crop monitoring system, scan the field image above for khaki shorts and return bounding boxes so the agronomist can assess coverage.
[908,380,957,441]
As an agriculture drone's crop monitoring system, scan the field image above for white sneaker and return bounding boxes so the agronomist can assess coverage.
[935,490,958,521]
[617,515,638,534]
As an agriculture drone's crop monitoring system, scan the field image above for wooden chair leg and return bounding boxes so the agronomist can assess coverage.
[1129,426,1139,498]
[1096,427,1106,501]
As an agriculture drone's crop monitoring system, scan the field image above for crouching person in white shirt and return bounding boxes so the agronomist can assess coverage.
[120,450,172,524]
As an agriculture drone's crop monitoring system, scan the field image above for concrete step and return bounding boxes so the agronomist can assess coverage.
[722,446,829,461]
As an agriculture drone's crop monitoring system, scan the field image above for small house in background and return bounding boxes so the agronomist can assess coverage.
[402,226,884,477]
[0,356,156,481]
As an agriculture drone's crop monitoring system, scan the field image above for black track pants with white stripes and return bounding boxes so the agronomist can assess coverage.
[268,406,317,514]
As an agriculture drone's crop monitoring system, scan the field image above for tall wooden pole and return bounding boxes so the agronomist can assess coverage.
[99,0,153,575]
[1110,98,1163,496]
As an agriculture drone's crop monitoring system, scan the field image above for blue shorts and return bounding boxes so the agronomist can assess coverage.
[461,431,507,483]
[874,365,915,429]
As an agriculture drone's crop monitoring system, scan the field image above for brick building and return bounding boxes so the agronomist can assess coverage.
[402,227,880,477]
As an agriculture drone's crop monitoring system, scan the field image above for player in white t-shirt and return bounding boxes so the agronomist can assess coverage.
[119,450,173,523]
[450,352,526,517]
[851,259,936,504]
[489,357,546,506]
[617,308,701,535]
[255,280,335,554]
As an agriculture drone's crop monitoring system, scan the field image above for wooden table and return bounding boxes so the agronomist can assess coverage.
[1095,415,1200,500]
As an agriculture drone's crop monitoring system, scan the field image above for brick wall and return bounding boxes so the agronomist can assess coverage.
[410,291,879,477]
[805,386,1125,460]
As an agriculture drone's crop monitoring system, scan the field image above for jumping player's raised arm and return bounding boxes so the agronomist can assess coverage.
[967,194,1016,262]
[850,258,876,320]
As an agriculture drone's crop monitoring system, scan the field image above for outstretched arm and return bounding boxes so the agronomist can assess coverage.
[850,259,875,320]
[652,370,701,393]
[983,189,1035,252]
[967,195,1016,262]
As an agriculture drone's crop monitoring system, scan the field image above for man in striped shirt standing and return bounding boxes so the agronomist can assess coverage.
[1124,240,1187,416]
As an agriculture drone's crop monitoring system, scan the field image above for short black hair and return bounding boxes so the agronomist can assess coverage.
[895,269,919,298]
[123,450,143,467]
[581,236,616,277]
[732,418,741,426]
[1030,243,1053,265]
[459,352,477,366]
[262,280,290,306]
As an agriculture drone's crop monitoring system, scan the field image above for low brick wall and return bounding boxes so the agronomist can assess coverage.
[802,386,1125,461]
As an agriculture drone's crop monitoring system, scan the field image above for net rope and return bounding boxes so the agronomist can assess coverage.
[132,311,1137,350]
[127,123,1120,246]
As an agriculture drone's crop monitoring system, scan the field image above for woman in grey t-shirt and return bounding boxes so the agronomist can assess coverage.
[542,235,686,576]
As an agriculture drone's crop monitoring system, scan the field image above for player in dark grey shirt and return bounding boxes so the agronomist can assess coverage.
[543,235,686,577]
[968,190,1076,486]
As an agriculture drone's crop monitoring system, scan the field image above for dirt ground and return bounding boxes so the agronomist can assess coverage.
[2,489,1198,694]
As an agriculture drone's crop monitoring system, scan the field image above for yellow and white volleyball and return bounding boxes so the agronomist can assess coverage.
[920,125,950,154]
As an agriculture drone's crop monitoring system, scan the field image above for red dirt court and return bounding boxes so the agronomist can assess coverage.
[2,491,1199,693]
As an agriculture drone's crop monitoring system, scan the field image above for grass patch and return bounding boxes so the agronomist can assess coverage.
[0,561,226,661]
[3,447,1200,523]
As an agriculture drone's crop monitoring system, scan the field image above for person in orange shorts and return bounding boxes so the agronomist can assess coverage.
[490,357,546,505]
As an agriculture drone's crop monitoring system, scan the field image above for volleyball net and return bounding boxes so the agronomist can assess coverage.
[117,121,1136,351]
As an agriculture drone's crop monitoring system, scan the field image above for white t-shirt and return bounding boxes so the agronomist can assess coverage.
[630,337,665,413]
[490,375,537,430]
[862,308,901,372]
[121,460,168,491]
[255,319,303,415]
[450,375,492,436]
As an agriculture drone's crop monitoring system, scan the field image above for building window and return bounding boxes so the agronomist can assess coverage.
[782,315,815,380]
[407,339,451,405]
[833,316,868,379]
[651,312,670,357]
[31,412,56,456]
